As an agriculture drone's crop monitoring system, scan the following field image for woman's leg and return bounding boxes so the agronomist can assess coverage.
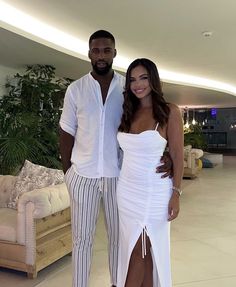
[125,233,153,287]
[142,244,153,287]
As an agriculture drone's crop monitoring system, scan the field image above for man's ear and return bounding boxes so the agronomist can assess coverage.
[88,50,91,60]
[114,49,117,58]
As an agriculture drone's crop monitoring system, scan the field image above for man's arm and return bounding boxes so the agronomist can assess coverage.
[156,151,173,178]
[59,127,75,174]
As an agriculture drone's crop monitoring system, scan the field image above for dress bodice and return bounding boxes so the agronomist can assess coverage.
[117,130,167,180]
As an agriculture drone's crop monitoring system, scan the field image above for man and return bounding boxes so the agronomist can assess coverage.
[59,30,171,287]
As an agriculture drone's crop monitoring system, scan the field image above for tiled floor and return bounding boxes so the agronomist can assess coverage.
[1,156,236,287]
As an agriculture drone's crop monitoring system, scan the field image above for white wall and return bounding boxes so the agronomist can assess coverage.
[0,65,23,98]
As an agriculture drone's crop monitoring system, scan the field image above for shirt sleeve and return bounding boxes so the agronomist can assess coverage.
[59,84,78,137]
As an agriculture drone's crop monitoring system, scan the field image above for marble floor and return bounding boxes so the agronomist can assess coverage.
[1,156,236,287]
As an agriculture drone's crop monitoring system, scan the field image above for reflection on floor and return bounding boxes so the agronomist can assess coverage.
[1,156,236,287]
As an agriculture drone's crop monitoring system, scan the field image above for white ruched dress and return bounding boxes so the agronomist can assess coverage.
[117,128,173,287]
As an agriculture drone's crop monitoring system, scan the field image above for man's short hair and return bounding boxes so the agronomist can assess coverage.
[89,30,115,46]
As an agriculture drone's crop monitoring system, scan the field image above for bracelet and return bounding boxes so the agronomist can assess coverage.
[172,186,182,196]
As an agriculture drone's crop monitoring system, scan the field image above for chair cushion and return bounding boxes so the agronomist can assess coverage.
[0,208,17,242]
[8,160,64,209]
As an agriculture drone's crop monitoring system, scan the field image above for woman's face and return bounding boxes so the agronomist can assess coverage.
[130,65,152,100]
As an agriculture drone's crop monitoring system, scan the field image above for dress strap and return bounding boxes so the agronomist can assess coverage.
[154,122,159,131]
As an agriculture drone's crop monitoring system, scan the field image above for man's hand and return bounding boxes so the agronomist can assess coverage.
[156,152,173,178]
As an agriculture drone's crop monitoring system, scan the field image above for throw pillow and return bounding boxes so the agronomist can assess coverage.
[202,158,214,168]
[0,175,17,208]
[197,159,203,170]
[7,160,64,209]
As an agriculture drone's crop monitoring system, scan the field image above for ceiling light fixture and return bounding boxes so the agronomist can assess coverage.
[0,1,236,96]
[202,31,213,37]
[0,1,87,60]
[192,109,196,125]
[160,70,236,96]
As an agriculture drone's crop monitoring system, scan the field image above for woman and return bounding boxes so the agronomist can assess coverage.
[117,58,184,287]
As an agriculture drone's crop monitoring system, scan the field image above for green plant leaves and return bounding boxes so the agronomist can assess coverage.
[184,124,207,149]
[0,65,73,175]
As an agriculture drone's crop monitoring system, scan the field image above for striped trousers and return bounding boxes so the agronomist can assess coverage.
[65,166,119,287]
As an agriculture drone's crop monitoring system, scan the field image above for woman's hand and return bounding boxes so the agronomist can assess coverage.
[168,192,180,221]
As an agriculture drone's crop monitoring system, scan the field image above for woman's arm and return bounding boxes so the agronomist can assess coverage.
[166,103,184,221]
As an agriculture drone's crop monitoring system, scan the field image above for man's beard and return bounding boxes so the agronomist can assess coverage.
[92,61,113,75]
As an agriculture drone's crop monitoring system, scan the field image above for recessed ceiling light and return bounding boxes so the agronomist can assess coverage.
[202,31,213,37]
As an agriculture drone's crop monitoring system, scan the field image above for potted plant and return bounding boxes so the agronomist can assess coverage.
[0,65,73,175]
[184,123,207,150]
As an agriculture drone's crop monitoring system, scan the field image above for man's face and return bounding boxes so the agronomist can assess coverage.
[89,38,117,75]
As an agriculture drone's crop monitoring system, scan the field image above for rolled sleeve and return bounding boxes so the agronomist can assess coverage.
[60,84,78,136]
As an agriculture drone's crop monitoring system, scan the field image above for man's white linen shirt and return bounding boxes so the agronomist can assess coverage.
[60,72,125,178]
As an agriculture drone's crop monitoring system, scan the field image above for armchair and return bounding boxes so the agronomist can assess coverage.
[183,145,203,178]
[0,175,71,278]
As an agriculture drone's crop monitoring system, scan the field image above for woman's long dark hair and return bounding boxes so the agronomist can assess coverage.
[119,58,170,132]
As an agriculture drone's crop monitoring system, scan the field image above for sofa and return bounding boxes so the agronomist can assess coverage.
[0,162,72,278]
[183,145,203,178]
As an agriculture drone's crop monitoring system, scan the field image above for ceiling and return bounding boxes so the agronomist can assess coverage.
[1,0,236,108]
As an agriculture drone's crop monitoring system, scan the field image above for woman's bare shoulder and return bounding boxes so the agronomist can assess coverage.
[167,103,181,117]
